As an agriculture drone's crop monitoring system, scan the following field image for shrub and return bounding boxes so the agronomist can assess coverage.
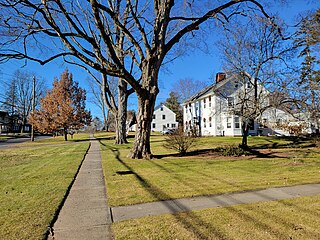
[215,145,250,156]
[163,127,195,155]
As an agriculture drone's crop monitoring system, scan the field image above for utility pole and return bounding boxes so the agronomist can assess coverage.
[31,76,35,142]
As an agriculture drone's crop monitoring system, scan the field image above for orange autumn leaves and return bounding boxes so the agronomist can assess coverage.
[29,69,91,138]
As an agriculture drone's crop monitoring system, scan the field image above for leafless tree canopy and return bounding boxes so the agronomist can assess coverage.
[218,15,296,146]
[0,0,279,158]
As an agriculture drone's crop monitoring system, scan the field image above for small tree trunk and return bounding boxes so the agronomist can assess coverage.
[64,128,68,141]
[102,99,108,131]
[129,92,157,159]
[241,121,249,148]
[115,79,128,144]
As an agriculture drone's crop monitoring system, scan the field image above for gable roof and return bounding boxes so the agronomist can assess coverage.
[183,75,236,104]
[154,103,176,115]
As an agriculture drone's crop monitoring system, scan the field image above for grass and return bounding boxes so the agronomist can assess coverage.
[100,135,320,207]
[0,134,90,240]
[113,194,320,239]
[21,133,90,146]
[0,135,13,141]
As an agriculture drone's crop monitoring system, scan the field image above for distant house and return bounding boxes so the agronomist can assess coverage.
[0,110,10,133]
[151,104,179,132]
[0,110,31,134]
[183,73,304,137]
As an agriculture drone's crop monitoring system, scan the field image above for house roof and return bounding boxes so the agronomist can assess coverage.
[154,103,176,115]
[183,75,236,104]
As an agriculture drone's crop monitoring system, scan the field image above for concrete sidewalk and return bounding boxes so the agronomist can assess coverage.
[48,137,113,240]
[111,183,320,222]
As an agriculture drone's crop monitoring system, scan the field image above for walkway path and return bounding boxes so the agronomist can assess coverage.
[48,136,113,240]
[111,183,320,222]
[46,136,320,238]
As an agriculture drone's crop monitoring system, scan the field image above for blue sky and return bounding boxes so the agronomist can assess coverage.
[0,0,318,119]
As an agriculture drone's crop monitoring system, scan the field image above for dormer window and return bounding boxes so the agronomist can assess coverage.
[227,97,234,107]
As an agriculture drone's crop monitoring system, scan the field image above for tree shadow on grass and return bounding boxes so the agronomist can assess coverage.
[221,190,320,238]
[100,140,320,238]
[99,141,229,239]
[153,147,288,159]
[252,136,316,150]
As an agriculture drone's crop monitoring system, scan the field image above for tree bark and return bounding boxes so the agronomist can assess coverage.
[102,97,108,131]
[129,91,157,159]
[115,79,128,144]
[64,128,68,141]
[241,121,249,148]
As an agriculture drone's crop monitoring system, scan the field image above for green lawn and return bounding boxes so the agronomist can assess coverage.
[0,135,90,240]
[100,135,320,207]
[113,194,320,240]
[100,135,320,239]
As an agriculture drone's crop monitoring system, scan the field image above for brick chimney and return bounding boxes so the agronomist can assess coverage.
[216,72,226,83]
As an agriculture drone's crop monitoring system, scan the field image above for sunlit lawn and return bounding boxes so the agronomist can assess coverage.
[100,135,320,239]
[100,135,320,207]
[21,133,90,146]
[0,136,12,141]
[0,136,90,240]
[113,194,320,240]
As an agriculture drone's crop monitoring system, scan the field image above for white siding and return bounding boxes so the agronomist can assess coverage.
[151,104,179,132]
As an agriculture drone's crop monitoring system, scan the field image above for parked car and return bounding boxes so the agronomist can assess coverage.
[161,129,175,135]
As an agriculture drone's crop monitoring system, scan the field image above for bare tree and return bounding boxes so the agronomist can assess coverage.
[1,70,46,130]
[172,78,209,103]
[87,75,116,132]
[219,16,294,147]
[0,0,279,158]
[295,9,320,133]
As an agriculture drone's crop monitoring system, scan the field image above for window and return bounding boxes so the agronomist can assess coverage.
[162,115,166,120]
[160,107,163,111]
[167,123,170,127]
[152,123,156,128]
[227,97,234,107]
[234,116,240,129]
[153,114,156,119]
[203,118,206,128]
[172,123,176,128]
[248,119,255,130]
[276,118,282,126]
[209,117,212,127]
[185,105,188,113]
[227,117,232,128]
[209,96,212,107]
[203,98,206,108]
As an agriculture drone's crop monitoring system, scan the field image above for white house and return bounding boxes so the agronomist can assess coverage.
[183,73,300,137]
[151,104,179,132]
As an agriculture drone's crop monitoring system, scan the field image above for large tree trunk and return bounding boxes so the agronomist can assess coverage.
[115,79,128,144]
[129,92,157,159]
